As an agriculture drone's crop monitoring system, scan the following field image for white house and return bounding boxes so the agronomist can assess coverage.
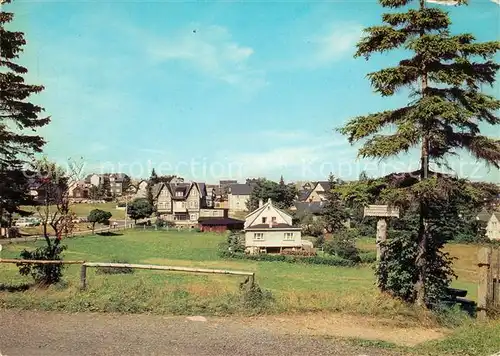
[228,184,253,212]
[244,198,303,254]
[477,210,500,240]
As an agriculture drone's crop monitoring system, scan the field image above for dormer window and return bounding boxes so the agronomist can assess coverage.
[176,191,183,197]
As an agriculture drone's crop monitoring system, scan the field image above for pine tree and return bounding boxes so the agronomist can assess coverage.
[321,173,349,233]
[0,1,50,224]
[0,1,49,166]
[339,0,499,306]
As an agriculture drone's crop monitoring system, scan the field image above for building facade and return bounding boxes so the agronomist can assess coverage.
[244,199,303,254]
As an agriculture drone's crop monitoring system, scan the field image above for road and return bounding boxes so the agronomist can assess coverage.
[0,310,404,356]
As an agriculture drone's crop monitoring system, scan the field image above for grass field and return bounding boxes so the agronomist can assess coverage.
[0,230,481,319]
[20,202,127,220]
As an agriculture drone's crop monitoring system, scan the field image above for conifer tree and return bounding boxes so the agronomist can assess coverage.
[321,173,349,233]
[339,0,499,306]
[0,0,50,224]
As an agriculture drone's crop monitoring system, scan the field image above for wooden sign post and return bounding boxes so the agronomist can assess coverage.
[364,205,400,262]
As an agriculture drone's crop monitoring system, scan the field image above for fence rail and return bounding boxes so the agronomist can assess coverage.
[478,246,500,320]
[0,258,255,291]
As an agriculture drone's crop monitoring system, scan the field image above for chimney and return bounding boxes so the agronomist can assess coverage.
[259,199,263,208]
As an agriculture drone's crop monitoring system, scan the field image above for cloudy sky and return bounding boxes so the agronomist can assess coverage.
[7,0,500,183]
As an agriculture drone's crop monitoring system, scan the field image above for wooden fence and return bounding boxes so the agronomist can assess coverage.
[478,246,500,320]
[0,259,255,291]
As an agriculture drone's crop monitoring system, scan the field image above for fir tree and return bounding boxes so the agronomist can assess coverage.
[339,0,499,306]
[321,173,349,233]
[0,1,50,223]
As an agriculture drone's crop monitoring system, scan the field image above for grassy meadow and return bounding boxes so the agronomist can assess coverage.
[20,202,126,220]
[0,230,481,318]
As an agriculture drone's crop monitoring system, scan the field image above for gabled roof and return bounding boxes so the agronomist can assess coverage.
[293,201,325,217]
[477,209,492,222]
[316,181,331,191]
[297,190,311,201]
[229,183,254,195]
[196,182,207,197]
[154,181,201,200]
[245,223,300,230]
[493,211,500,221]
[245,198,293,226]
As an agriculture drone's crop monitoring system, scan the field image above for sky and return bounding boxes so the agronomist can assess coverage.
[6,0,500,183]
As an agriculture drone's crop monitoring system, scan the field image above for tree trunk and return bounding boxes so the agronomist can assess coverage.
[415,0,430,307]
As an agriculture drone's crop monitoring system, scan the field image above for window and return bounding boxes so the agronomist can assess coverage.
[190,214,197,221]
[176,191,183,197]
[262,217,267,224]
[253,233,264,240]
[284,232,294,240]
[181,202,186,208]
[272,217,277,223]
[189,201,195,208]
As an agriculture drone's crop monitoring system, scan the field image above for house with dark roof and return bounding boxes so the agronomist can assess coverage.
[228,183,254,212]
[244,199,304,254]
[153,181,208,225]
[477,209,500,240]
[290,201,326,219]
[301,181,331,202]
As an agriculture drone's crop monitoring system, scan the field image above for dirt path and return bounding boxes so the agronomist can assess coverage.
[0,310,424,356]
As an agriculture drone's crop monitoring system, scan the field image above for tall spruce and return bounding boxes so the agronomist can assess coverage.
[321,173,349,233]
[339,0,499,306]
[0,0,50,225]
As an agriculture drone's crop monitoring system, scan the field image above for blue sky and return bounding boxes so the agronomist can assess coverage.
[8,0,500,183]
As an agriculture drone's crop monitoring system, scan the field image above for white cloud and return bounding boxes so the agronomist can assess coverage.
[146,24,267,90]
[218,132,353,180]
[307,23,363,68]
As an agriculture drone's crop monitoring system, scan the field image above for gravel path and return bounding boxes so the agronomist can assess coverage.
[0,310,405,356]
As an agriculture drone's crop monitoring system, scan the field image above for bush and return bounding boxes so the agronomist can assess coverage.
[359,250,377,264]
[219,248,357,267]
[227,231,245,253]
[324,231,360,262]
[18,243,67,285]
[314,234,325,248]
[155,218,175,228]
[239,278,274,310]
[96,259,134,275]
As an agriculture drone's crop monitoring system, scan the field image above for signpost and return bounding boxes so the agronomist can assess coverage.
[364,205,400,261]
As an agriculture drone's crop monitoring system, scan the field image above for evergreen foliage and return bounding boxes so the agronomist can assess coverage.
[339,0,499,305]
[0,1,50,225]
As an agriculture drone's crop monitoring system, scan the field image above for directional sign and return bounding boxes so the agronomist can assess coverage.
[364,205,400,218]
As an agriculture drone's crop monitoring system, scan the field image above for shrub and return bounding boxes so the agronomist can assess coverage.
[96,259,134,275]
[359,250,377,264]
[227,231,245,253]
[219,249,357,267]
[239,278,274,310]
[314,234,325,248]
[155,218,175,228]
[18,243,67,285]
[324,231,360,262]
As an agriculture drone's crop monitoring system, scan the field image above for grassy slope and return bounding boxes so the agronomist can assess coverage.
[0,232,484,318]
[1,230,410,316]
[20,202,126,220]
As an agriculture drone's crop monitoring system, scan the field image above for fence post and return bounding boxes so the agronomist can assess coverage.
[478,246,491,321]
[80,264,87,290]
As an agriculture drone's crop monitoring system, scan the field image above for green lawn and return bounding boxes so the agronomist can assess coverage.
[0,231,479,318]
[0,230,412,316]
[20,202,126,220]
